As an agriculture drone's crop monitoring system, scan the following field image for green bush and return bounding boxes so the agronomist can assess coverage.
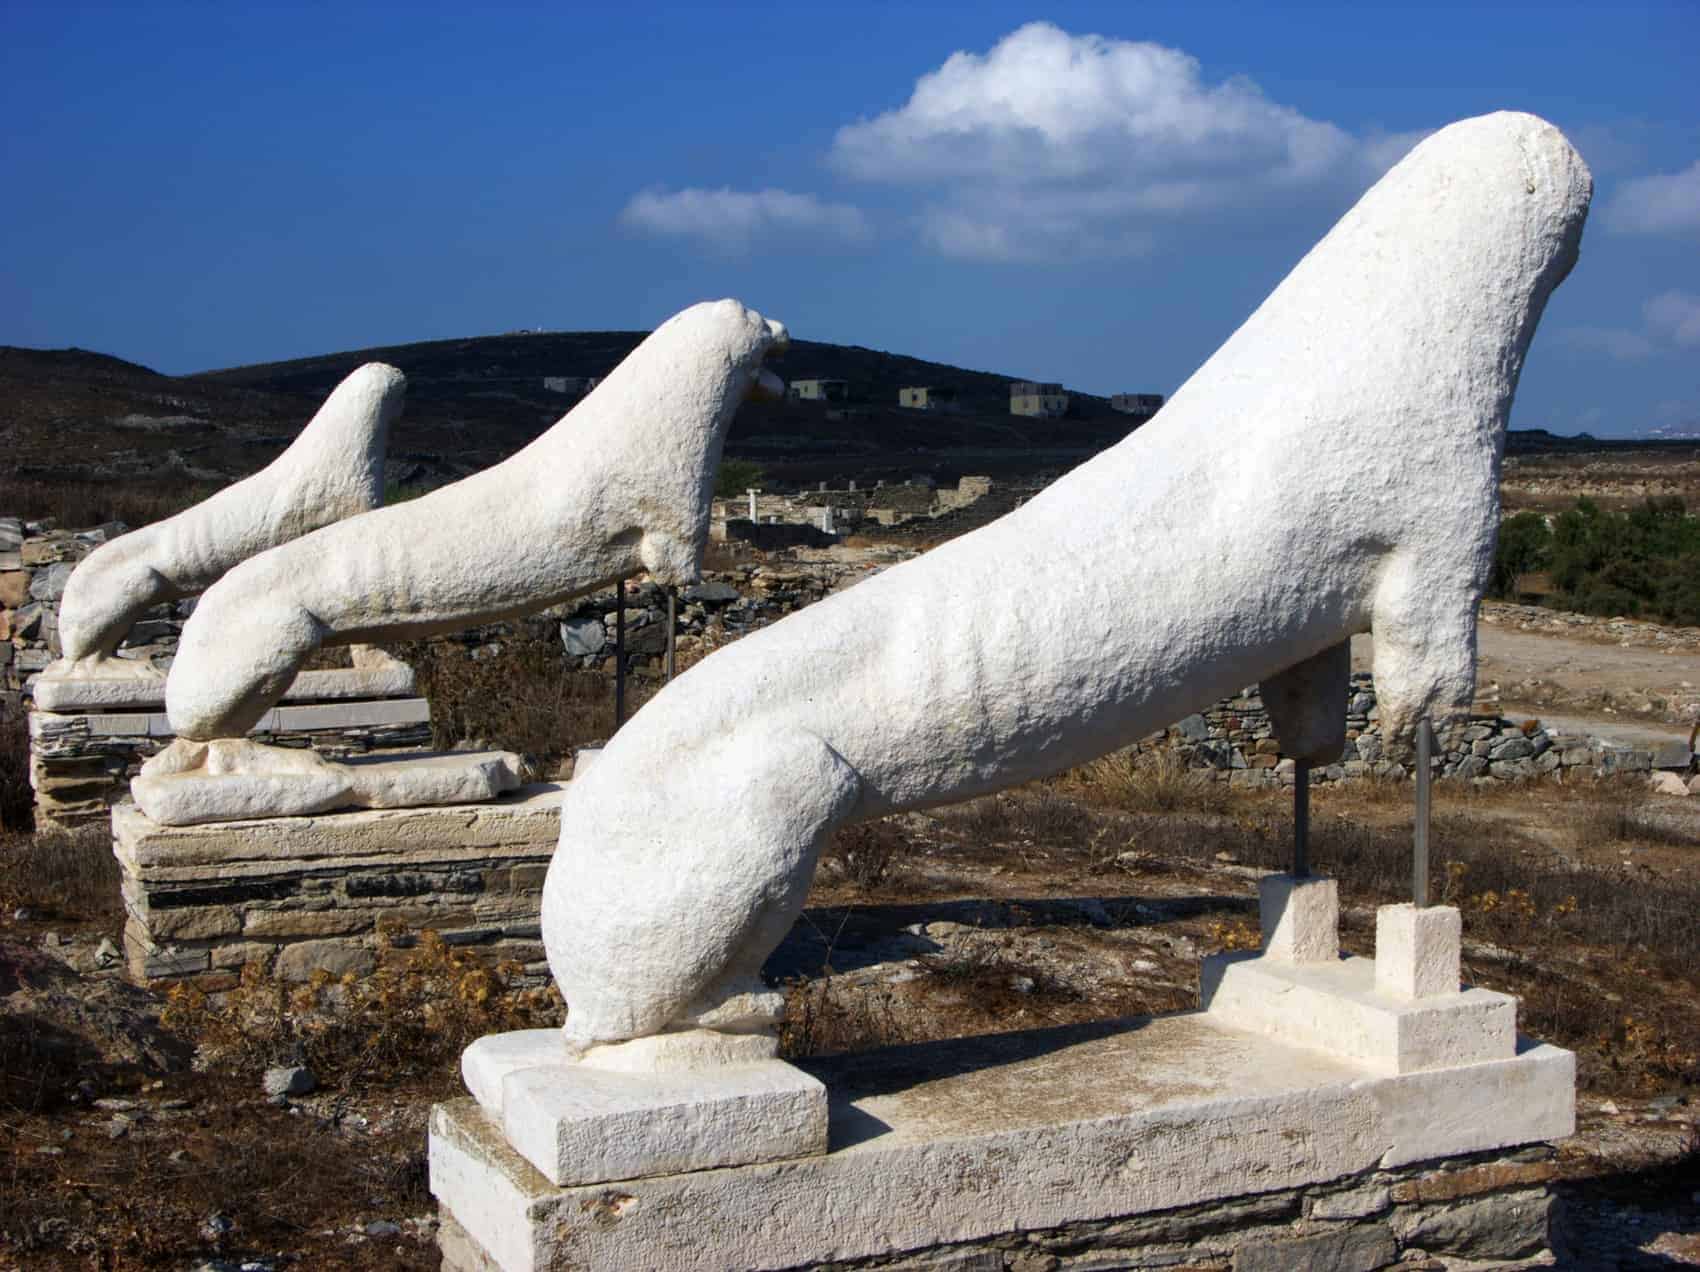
[713,458,766,499]
[1492,497,1700,624]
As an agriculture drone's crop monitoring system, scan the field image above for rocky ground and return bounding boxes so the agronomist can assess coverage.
[4,760,1699,1268]
[1502,447,1700,514]
[5,547,1700,1269]
[1349,601,1700,734]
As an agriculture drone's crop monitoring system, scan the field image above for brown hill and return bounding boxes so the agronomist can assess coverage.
[5,331,1659,518]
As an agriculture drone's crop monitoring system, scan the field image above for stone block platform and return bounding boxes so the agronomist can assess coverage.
[430,1014,1573,1271]
[432,864,1574,1270]
[113,783,562,985]
[31,668,432,831]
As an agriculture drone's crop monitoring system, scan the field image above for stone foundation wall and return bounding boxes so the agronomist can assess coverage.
[810,1145,1559,1271]
[1144,672,1691,789]
[114,787,562,987]
[0,516,105,715]
[435,1144,1560,1272]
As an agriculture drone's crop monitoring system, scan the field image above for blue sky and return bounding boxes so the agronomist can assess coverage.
[3,1,1696,436]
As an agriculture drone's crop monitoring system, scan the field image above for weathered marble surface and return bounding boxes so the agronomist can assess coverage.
[33,662,416,712]
[431,1012,1572,1271]
[541,113,1593,1056]
[45,363,402,676]
[130,742,523,826]
[162,300,787,745]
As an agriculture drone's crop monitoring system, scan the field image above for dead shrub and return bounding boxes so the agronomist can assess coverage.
[917,938,1079,1004]
[1203,916,1263,953]
[1064,748,1233,816]
[820,819,909,890]
[398,625,655,772]
[162,931,563,1085]
[0,825,120,921]
[779,975,904,1059]
[0,701,30,834]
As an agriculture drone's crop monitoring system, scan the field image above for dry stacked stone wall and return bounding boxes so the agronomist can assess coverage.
[1145,673,1692,788]
[812,1145,1563,1270]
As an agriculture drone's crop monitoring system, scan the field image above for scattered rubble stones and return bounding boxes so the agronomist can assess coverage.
[262,1065,317,1099]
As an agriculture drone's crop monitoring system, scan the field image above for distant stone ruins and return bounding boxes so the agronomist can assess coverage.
[711,473,999,547]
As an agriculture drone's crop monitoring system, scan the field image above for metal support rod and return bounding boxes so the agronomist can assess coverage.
[1414,717,1432,907]
[614,576,628,729]
[1292,759,1311,877]
[665,587,677,682]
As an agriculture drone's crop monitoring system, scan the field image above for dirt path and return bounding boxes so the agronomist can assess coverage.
[1352,619,1700,740]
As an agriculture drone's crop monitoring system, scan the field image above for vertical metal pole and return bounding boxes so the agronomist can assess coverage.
[665,587,677,682]
[1292,759,1311,877]
[1414,718,1432,907]
[614,576,628,729]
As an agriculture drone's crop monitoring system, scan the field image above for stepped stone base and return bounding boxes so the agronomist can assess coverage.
[112,785,563,986]
[31,694,432,832]
[31,663,417,712]
[430,1012,1573,1272]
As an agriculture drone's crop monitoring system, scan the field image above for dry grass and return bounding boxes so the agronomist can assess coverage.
[908,772,1700,1090]
[161,930,563,1087]
[1565,775,1697,846]
[1062,747,1234,815]
[930,784,1103,850]
[0,702,30,834]
[0,476,222,531]
[398,623,656,773]
[0,826,119,922]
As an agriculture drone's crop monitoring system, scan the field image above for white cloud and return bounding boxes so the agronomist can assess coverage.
[1604,159,1700,235]
[1557,290,1700,362]
[1645,290,1700,347]
[829,22,1425,262]
[618,187,871,252]
[1558,326,1657,361]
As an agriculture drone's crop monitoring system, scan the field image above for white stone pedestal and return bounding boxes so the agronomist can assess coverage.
[1203,878,1510,1076]
[1375,902,1463,998]
[1258,872,1339,963]
[430,1013,1573,1272]
[1201,952,1517,1075]
[459,1029,827,1187]
[430,874,1572,1270]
